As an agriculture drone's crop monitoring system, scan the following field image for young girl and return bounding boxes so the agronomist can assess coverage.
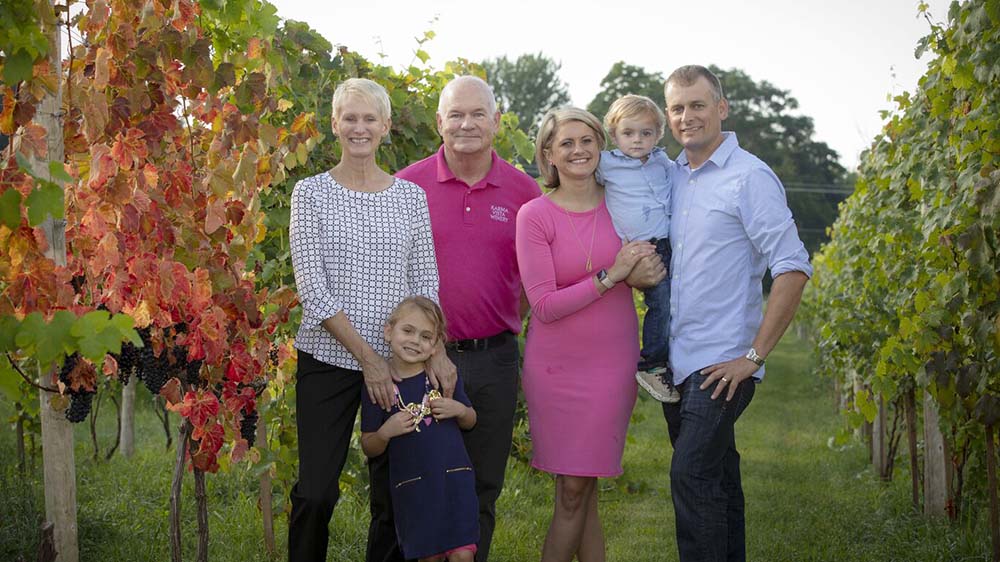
[360,296,479,562]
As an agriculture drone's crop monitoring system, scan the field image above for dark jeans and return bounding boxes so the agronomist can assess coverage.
[288,351,363,562]
[367,332,519,562]
[639,238,672,371]
[662,371,756,562]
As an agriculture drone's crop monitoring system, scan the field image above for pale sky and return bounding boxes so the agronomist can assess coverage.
[268,0,953,171]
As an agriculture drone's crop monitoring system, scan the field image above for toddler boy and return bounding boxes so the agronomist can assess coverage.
[597,94,678,403]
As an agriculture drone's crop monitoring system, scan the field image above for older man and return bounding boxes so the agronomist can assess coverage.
[662,65,812,562]
[366,76,541,562]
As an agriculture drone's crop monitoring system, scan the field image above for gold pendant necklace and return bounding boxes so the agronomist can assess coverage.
[394,376,442,432]
[562,206,598,272]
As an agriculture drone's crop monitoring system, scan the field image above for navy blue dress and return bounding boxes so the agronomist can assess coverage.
[361,372,479,559]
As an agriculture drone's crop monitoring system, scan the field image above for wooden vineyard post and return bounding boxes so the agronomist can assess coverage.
[30,3,78,560]
[169,420,191,562]
[904,387,920,511]
[872,393,889,479]
[120,377,136,458]
[257,421,276,555]
[985,424,999,562]
[923,393,951,517]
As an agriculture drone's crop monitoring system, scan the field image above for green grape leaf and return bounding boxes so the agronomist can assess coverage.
[2,50,36,86]
[0,188,23,228]
[25,182,64,226]
[47,161,73,183]
[13,312,45,353]
[109,313,141,346]
[0,358,23,401]
[71,310,113,360]
[0,315,19,352]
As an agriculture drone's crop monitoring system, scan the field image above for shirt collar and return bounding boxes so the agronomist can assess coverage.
[434,145,503,189]
[608,146,666,160]
[676,132,739,169]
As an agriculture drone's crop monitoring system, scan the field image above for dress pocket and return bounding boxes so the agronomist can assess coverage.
[443,465,479,540]
[395,476,423,488]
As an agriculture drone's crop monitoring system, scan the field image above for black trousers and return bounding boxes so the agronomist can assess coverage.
[367,332,520,562]
[288,350,363,562]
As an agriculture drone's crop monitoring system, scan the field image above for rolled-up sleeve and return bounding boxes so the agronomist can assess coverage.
[737,167,813,278]
[289,181,343,329]
[407,192,440,303]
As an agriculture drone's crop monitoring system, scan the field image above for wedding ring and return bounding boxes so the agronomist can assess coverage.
[721,377,729,382]
[630,250,636,255]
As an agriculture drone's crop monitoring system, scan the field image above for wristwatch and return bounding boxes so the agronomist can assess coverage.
[596,269,616,290]
[745,347,765,367]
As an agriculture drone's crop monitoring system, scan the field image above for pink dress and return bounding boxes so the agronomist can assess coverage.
[515,195,639,477]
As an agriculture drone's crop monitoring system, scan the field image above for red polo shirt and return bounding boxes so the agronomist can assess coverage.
[397,146,541,340]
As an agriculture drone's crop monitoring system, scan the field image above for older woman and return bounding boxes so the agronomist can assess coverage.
[515,107,663,561]
[287,78,441,561]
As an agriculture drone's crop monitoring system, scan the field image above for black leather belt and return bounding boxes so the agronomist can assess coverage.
[445,331,511,353]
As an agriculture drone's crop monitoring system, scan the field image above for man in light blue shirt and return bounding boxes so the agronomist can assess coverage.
[662,65,811,562]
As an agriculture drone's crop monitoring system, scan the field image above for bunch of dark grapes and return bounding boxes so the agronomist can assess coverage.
[185,359,203,386]
[114,341,142,386]
[59,354,97,423]
[240,408,259,444]
[65,393,94,423]
[138,352,170,395]
[268,345,278,368]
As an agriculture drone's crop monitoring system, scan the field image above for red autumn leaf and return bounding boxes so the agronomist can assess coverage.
[94,47,111,91]
[160,377,182,406]
[230,438,249,463]
[225,201,246,226]
[247,37,262,59]
[87,144,118,190]
[91,231,121,273]
[65,357,97,393]
[0,89,15,134]
[169,389,219,428]
[81,90,110,142]
[86,0,110,35]
[140,163,159,191]
[222,382,255,415]
[103,354,118,376]
[204,197,225,234]
[20,124,47,159]
[192,420,224,453]
[110,128,148,171]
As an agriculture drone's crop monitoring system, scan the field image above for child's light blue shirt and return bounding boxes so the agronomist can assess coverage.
[597,147,673,242]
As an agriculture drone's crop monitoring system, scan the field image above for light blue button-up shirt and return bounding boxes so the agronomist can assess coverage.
[597,147,673,241]
[669,133,812,383]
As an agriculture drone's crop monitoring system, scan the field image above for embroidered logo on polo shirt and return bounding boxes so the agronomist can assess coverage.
[490,205,511,223]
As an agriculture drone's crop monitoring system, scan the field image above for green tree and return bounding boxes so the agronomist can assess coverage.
[481,52,570,133]
[586,61,665,123]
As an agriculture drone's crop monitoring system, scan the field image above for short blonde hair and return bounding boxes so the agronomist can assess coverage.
[386,296,447,345]
[535,107,606,188]
[331,78,391,122]
[603,94,665,140]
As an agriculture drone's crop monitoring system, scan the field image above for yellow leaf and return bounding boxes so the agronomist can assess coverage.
[132,300,152,328]
[94,47,111,90]
[276,99,294,112]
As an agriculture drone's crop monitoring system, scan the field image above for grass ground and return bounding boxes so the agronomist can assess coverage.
[0,333,991,561]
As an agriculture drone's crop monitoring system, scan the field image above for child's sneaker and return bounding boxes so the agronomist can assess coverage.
[636,366,681,403]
